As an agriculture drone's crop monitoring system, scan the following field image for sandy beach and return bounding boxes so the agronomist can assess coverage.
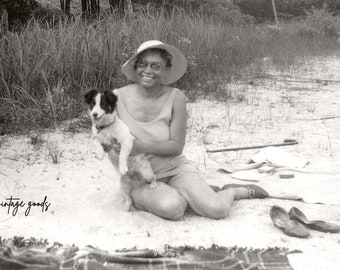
[1,56,340,269]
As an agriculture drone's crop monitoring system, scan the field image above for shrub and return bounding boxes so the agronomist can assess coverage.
[303,7,340,38]
[233,0,330,22]
[187,0,254,26]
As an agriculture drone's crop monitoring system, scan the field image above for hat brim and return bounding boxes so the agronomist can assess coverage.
[121,43,187,85]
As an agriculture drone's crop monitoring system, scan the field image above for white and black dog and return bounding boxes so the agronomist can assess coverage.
[84,89,157,210]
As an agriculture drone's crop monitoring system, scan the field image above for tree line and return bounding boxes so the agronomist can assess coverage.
[0,0,339,32]
[0,0,184,30]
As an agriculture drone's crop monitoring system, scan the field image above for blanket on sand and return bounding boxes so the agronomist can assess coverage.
[0,237,296,270]
[213,152,340,205]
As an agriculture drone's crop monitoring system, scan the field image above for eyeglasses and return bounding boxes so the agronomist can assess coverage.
[135,60,164,72]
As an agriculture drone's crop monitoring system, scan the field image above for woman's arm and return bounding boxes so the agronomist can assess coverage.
[133,90,187,157]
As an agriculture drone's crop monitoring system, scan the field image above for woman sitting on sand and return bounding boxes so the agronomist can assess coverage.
[107,40,268,220]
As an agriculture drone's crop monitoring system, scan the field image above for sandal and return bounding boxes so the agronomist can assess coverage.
[270,205,310,238]
[221,183,269,199]
[289,207,340,233]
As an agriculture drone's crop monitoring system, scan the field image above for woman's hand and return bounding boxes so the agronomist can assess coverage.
[101,138,143,155]
[101,139,120,153]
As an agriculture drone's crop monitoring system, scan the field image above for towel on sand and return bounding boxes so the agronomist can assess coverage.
[250,147,309,169]
[0,237,296,270]
[215,148,340,205]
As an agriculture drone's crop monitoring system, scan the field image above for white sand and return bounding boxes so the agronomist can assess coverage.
[1,56,340,269]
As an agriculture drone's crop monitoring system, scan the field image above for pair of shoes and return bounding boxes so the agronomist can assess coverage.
[289,207,340,233]
[270,206,310,238]
[270,206,340,238]
[221,183,269,199]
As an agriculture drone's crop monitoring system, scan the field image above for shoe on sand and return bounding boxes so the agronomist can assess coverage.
[289,207,340,233]
[270,205,310,238]
[222,183,269,199]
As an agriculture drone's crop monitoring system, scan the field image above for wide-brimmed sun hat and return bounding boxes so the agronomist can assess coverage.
[121,40,187,85]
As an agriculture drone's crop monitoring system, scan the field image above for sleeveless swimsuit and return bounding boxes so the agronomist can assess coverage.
[116,87,197,179]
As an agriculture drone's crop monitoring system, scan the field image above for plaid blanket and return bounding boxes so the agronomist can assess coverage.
[0,237,297,270]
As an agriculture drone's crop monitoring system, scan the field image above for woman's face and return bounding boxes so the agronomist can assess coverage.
[135,50,169,89]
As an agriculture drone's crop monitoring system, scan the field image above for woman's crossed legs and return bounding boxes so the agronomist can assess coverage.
[131,171,249,220]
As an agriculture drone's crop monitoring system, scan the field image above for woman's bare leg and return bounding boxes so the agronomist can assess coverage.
[131,181,188,220]
[168,172,249,219]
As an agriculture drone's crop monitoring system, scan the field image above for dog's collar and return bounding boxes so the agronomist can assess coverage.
[95,124,107,131]
[95,116,115,131]
[95,122,113,131]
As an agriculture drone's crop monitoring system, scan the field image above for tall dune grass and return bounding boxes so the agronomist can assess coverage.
[0,6,339,133]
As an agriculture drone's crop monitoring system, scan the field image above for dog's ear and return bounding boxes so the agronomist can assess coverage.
[104,90,118,106]
[84,89,98,105]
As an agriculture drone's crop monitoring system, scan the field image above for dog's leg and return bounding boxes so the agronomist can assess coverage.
[118,139,133,175]
[120,175,133,211]
[91,127,107,160]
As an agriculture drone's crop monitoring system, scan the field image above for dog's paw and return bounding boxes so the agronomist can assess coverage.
[149,181,157,189]
[119,163,129,175]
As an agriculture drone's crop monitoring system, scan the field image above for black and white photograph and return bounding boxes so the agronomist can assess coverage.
[1,0,340,269]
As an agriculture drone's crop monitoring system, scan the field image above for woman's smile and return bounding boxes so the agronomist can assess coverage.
[136,51,167,88]
[141,74,155,82]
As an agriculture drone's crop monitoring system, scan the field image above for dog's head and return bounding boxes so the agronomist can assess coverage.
[84,89,118,123]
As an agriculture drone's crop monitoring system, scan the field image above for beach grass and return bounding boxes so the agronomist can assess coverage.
[0,5,339,133]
